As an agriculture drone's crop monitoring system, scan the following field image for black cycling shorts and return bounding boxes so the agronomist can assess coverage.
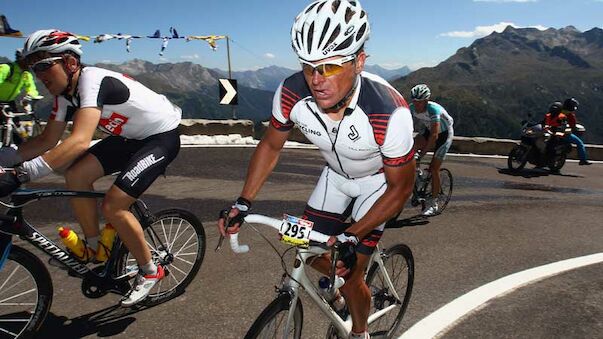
[302,205,383,255]
[88,128,180,198]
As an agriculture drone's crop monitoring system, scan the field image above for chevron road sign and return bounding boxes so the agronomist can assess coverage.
[219,79,238,105]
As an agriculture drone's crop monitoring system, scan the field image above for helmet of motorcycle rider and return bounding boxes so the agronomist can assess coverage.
[549,102,563,115]
[562,98,579,112]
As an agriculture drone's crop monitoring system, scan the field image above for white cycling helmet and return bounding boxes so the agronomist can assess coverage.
[22,29,83,58]
[291,0,370,61]
[410,84,431,100]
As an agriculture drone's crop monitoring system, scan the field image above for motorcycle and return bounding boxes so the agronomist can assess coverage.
[507,117,573,172]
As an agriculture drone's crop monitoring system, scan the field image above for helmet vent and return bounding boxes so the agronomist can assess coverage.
[307,22,315,55]
[356,23,367,42]
[344,7,355,24]
[334,35,353,52]
[331,0,341,14]
[319,18,331,47]
[306,2,319,13]
[325,25,341,49]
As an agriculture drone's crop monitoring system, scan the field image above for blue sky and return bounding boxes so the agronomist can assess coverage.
[2,0,603,71]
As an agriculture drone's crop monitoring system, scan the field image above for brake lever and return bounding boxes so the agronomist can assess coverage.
[215,210,230,252]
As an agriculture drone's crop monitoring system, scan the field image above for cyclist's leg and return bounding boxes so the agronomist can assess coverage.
[102,129,180,268]
[430,130,451,199]
[64,154,105,240]
[414,130,428,154]
[340,252,372,334]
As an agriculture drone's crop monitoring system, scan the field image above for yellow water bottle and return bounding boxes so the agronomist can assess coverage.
[96,223,117,262]
[57,226,94,261]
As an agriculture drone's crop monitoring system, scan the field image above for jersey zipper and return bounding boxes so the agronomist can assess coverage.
[306,102,351,178]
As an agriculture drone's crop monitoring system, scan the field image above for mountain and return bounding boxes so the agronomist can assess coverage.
[0,56,10,64]
[213,64,411,91]
[213,65,296,92]
[392,26,603,143]
[363,64,410,81]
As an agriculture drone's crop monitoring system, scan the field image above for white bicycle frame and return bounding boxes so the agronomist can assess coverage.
[230,214,403,338]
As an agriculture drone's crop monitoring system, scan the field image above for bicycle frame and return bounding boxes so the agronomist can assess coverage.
[236,214,403,338]
[0,188,159,287]
[0,103,38,146]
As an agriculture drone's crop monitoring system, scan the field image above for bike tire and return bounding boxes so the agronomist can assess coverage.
[435,168,453,213]
[548,153,566,172]
[245,293,304,339]
[365,244,414,338]
[507,145,528,171]
[116,208,206,306]
[0,245,53,339]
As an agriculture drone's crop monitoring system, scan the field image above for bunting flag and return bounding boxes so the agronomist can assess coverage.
[186,35,226,51]
[0,14,22,37]
[1,24,227,55]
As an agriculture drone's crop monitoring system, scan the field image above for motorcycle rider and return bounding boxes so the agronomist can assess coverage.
[562,98,591,166]
[542,102,569,169]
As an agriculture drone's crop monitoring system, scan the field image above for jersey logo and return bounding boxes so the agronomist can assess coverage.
[99,112,129,135]
[348,125,360,141]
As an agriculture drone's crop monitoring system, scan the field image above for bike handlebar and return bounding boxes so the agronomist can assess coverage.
[228,214,333,254]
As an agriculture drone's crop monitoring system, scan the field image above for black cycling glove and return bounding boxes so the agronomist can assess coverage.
[219,197,252,229]
[0,168,25,197]
[337,232,359,270]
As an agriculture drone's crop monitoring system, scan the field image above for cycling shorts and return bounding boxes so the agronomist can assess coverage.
[421,128,453,160]
[88,128,180,198]
[302,166,387,255]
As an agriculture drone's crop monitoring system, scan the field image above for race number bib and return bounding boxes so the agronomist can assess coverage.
[279,214,313,247]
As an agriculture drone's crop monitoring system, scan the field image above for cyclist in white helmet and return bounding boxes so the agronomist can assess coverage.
[218,1,415,338]
[0,29,182,306]
[409,84,454,216]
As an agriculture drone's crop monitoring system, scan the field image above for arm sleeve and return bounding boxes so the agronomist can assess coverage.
[270,83,294,131]
[380,107,415,167]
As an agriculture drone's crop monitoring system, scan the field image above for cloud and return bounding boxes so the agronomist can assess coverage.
[474,0,538,2]
[264,53,276,59]
[181,54,200,60]
[440,22,547,38]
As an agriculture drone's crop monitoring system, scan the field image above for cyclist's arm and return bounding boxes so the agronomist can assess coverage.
[345,160,415,239]
[422,121,440,155]
[21,71,41,98]
[17,119,67,161]
[240,125,290,201]
[39,107,100,169]
[0,64,10,84]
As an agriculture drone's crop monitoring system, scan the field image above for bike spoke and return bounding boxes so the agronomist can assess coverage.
[0,288,37,304]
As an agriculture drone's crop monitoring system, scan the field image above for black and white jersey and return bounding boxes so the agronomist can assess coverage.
[50,67,181,139]
[271,71,414,179]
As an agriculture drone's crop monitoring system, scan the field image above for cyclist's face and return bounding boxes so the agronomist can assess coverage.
[413,99,428,113]
[303,52,365,112]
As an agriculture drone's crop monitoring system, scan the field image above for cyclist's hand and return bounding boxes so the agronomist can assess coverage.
[329,232,358,277]
[217,197,251,236]
[0,167,24,197]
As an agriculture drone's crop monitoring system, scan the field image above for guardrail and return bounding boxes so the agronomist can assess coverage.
[56,119,603,161]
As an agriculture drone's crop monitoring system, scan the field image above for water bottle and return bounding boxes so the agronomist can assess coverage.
[318,276,346,311]
[57,226,94,261]
[95,223,117,262]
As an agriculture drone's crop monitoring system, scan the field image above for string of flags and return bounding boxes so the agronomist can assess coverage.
[1,14,226,56]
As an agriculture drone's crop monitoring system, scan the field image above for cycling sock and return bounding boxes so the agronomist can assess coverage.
[140,260,157,275]
[86,236,99,251]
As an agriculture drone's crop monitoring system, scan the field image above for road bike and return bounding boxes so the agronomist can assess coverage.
[410,159,453,215]
[220,213,414,339]
[0,102,43,147]
[0,188,206,338]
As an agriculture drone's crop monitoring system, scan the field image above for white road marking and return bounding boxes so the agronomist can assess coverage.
[398,252,603,339]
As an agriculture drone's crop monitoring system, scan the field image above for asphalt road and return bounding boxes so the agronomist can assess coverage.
[10,147,602,339]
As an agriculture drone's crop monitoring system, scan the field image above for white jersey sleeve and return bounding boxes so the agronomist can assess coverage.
[381,106,415,166]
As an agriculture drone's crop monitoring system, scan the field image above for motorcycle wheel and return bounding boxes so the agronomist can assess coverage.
[548,153,566,172]
[508,145,528,171]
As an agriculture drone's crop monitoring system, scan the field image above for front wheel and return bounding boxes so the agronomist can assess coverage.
[0,245,53,339]
[423,168,453,214]
[548,153,566,172]
[245,293,304,339]
[508,145,529,171]
[116,208,206,306]
[365,244,414,338]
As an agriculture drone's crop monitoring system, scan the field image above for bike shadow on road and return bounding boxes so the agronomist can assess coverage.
[497,168,583,179]
[385,214,430,229]
[35,300,166,338]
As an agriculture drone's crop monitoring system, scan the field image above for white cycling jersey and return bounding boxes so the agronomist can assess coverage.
[271,71,414,179]
[50,67,181,139]
[409,101,453,134]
